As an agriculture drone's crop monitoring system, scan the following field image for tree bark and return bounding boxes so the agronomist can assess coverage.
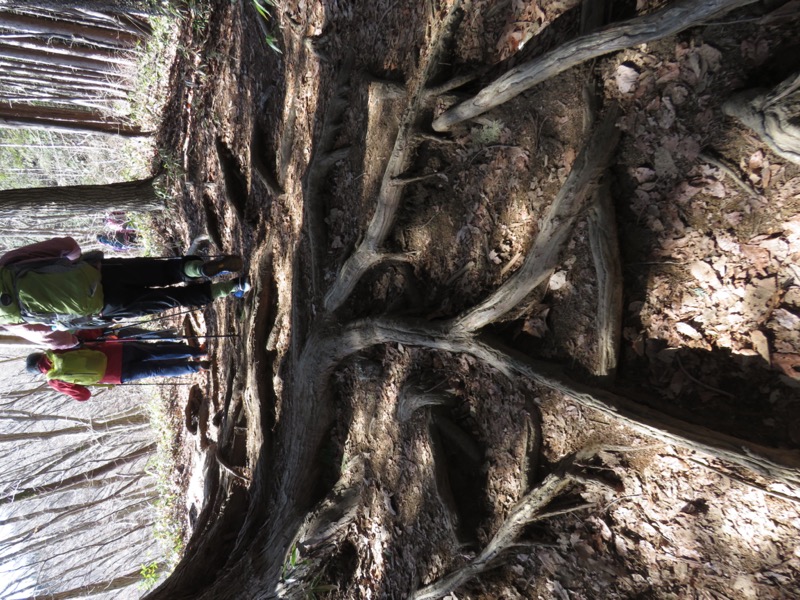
[587,180,623,378]
[0,176,163,215]
[0,10,142,47]
[722,71,800,165]
[0,101,144,135]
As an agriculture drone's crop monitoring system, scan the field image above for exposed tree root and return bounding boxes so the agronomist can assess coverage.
[587,180,622,378]
[300,457,364,553]
[321,316,800,488]
[397,382,456,422]
[698,151,759,198]
[454,105,620,332]
[250,122,285,198]
[215,137,253,224]
[432,0,759,131]
[324,0,467,311]
[151,3,800,598]
[411,451,603,600]
[366,75,407,101]
[722,70,800,165]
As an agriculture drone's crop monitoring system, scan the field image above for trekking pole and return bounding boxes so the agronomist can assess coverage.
[114,382,201,386]
[91,333,239,343]
[105,308,201,335]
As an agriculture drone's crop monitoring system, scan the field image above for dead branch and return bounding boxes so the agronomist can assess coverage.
[698,151,759,198]
[454,105,620,333]
[423,70,482,98]
[411,457,590,600]
[324,0,466,312]
[587,179,623,378]
[432,0,759,131]
[722,70,800,165]
[519,411,542,495]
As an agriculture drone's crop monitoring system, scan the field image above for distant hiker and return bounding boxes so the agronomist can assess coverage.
[97,232,138,252]
[26,341,209,401]
[97,211,139,252]
[0,236,250,348]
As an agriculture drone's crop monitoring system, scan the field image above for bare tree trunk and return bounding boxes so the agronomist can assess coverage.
[0,176,163,214]
[0,443,155,505]
[0,10,143,46]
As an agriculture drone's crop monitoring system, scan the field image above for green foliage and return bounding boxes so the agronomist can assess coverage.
[139,560,162,590]
[252,0,283,54]
[0,129,154,191]
[471,119,505,146]
[281,544,338,598]
[144,395,185,568]
[306,573,338,599]
[251,0,275,19]
[128,12,181,129]
[127,211,171,257]
[281,542,305,581]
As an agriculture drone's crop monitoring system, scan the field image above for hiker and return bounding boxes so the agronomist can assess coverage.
[0,236,250,348]
[97,211,139,252]
[26,341,209,401]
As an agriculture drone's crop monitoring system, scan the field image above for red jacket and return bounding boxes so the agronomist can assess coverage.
[43,341,124,401]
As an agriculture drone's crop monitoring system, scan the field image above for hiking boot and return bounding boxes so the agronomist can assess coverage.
[197,360,211,371]
[201,255,243,277]
[231,277,251,298]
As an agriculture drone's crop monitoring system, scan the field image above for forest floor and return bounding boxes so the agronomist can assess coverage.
[153,0,800,598]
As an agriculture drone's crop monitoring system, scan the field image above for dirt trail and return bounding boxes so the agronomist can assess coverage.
[152,1,800,598]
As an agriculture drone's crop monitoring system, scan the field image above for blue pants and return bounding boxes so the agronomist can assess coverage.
[120,342,204,382]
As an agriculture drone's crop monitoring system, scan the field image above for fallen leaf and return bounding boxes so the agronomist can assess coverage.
[744,277,777,321]
[748,150,764,171]
[773,353,800,380]
[695,44,722,72]
[522,314,549,338]
[740,245,771,276]
[690,260,721,289]
[654,147,677,177]
[676,322,703,340]
[749,330,770,364]
[771,308,800,329]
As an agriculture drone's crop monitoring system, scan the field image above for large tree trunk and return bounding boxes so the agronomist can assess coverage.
[0,176,164,215]
[0,102,147,136]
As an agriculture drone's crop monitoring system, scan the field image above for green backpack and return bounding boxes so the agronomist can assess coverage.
[45,348,108,385]
[0,259,104,327]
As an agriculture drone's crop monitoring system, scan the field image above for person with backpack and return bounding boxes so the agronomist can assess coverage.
[0,236,250,348]
[26,340,209,401]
